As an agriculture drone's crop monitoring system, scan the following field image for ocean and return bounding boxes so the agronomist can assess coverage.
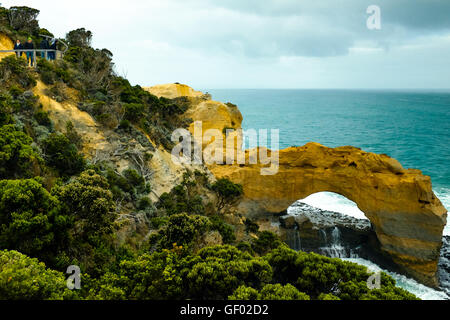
[206,89,450,299]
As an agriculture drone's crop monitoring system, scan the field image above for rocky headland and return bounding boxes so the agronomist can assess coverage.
[143,83,447,288]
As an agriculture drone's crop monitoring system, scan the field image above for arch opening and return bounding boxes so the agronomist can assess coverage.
[281,191,391,268]
[289,191,368,221]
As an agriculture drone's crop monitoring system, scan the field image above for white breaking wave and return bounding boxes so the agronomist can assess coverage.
[299,191,450,236]
[343,258,449,300]
[299,192,367,220]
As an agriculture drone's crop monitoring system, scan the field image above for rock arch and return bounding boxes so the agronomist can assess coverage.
[210,142,448,287]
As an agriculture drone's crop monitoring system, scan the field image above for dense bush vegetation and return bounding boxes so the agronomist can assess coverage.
[0,250,72,300]
[0,179,59,258]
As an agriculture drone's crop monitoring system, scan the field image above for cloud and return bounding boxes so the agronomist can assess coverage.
[2,0,450,88]
[150,0,450,58]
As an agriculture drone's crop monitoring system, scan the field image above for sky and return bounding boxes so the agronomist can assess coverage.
[3,0,450,89]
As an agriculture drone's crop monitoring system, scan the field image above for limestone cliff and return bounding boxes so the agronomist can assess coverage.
[145,83,205,99]
[145,83,448,287]
[145,83,243,138]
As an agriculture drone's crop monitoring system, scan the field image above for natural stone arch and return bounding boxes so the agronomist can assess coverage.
[210,142,447,288]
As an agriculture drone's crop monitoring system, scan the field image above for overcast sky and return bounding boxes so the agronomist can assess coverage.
[3,0,450,89]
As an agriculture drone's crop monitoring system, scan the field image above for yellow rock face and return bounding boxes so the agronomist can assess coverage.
[33,81,109,156]
[145,82,243,147]
[144,83,205,99]
[0,33,14,59]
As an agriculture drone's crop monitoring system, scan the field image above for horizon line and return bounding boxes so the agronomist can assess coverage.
[197,87,450,91]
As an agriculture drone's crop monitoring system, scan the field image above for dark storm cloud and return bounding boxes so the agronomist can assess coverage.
[167,0,450,58]
[196,0,450,31]
[380,0,450,31]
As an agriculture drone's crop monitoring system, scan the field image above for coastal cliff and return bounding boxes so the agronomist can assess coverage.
[0,33,446,288]
[145,83,448,287]
[0,6,437,300]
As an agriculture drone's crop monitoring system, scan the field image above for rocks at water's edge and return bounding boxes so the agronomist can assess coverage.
[282,202,400,272]
[439,236,450,295]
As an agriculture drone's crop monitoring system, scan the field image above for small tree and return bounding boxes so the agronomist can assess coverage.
[66,28,93,47]
[211,178,243,213]
[7,6,40,35]
[52,170,116,242]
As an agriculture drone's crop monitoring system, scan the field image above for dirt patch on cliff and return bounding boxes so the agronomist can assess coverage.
[33,80,108,156]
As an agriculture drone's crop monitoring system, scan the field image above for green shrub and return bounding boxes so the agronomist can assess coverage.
[118,119,131,131]
[186,245,272,300]
[158,185,205,216]
[244,218,259,234]
[65,121,82,148]
[229,284,310,300]
[228,285,259,300]
[0,55,36,89]
[106,169,133,194]
[52,170,116,242]
[123,169,144,187]
[156,213,212,249]
[0,179,63,258]
[0,250,72,300]
[34,110,51,127]
[137,197,152,211]
[42,132,85,176]
[251,231,285,255]
[209,215,236,244]
[123,103,145,123]
[0,93,14,126]
[264,247,418,300]
[0,124,41,179]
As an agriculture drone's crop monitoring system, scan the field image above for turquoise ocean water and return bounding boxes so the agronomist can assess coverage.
[206,89,450,299]
[207,89,450,213]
